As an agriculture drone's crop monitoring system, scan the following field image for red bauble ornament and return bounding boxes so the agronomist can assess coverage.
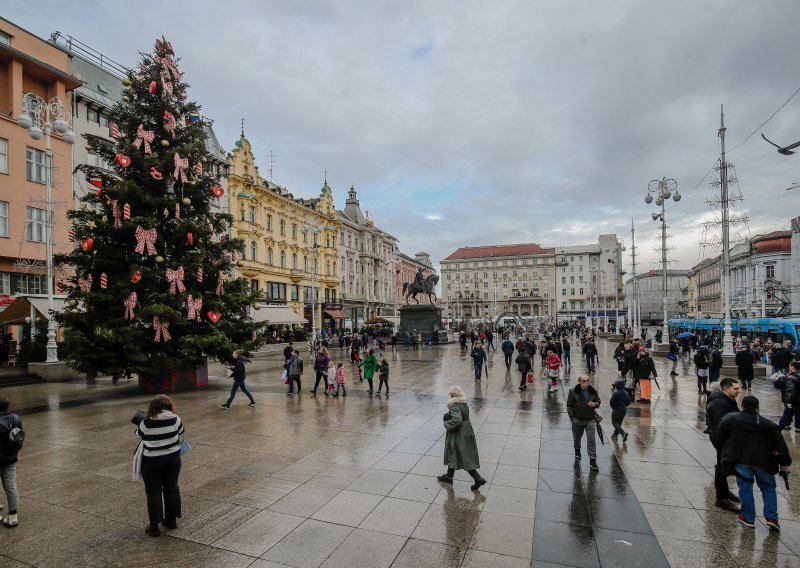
[187,232,194,246]
[80,237,93,252]
[207,311,221,323]
[149,81,157,94]
[131,271,142,283]
[219,235,226,243]
[211,185,224,198]
[115,154,131,168]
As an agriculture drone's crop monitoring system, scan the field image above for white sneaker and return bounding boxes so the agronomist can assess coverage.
[2,513,18,527]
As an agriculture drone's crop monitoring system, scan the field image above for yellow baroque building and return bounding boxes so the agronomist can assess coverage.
[228,132,340,331]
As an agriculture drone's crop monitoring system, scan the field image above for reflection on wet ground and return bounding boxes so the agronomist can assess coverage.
[2,340,800,567]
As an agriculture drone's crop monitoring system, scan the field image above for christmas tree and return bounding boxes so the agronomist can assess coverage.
[55,37,262,382]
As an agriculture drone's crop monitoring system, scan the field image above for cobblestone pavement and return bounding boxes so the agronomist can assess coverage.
[1,339,799,567]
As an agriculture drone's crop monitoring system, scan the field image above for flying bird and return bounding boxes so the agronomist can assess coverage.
[761,133,800,155]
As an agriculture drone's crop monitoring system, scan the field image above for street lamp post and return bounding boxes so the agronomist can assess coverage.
[645,177,681,343]
[17,94,76,363]
[302,216,326,346]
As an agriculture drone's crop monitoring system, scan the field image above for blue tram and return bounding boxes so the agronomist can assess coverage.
[667,318,800,347]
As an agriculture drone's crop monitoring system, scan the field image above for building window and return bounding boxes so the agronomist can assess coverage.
[280,250,285,268]
[26,148,46,184]
[561,277,566,284]
[249,206,256,223]
[561,288,567,296]
[267,247,273,265]
[0,201,7,237]
[280,220,285,236]
[99,114,109,127]
[304,256,308,272]
[303,230,308,243]
[87,108,99,123]
[239,208,245,221]
[250,241,257,261]
[251,279,259,291]
[292,224,297,239]
[266,214,272,231]
[766,265,775,279]
[0,138,7,174]
[562,301,567,309]
[292,253,297,269]
[291,285,299,301]
[267,282,286,301]
[0,31,10,46]
[26,207,45,242]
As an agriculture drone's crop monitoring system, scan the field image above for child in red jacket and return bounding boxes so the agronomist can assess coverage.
[546,349,561,393]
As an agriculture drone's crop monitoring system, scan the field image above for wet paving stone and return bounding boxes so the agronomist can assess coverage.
[5,338,800,566]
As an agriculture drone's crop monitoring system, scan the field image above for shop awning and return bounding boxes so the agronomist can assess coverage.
[0,295,68,325]
[324,310,347,319]
[251,305,307,325]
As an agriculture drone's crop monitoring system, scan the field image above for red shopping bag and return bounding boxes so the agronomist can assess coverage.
[527,371,534,384]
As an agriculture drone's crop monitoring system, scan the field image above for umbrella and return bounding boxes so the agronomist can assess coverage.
[678,332,694,339]
[594,414,606,445]
[652,375,661,391]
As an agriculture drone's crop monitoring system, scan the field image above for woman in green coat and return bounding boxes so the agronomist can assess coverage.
[437,385,486,490]
[358,348,378,394]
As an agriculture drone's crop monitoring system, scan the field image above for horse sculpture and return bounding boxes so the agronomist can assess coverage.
[402,274,439,305]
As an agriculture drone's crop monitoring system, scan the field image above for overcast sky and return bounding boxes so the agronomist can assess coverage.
[9,1,800,278]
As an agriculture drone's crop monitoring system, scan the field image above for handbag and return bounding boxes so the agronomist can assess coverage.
[131,410,146,425]
[548,369,559,379]
[180,439,192,455]
[280,369,288,381]
[527,371,534,384]
[666,352,678,362]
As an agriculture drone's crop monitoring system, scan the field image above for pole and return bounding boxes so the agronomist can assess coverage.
[44,123,57,363]
[661,192,668,343]
[720,105,734,355]
[631,218,640,339]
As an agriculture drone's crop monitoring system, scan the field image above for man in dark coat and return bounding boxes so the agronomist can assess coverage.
[501,338,515,369]
[694,347,711,395]
[706,377,742,512]
[515,350,532,391]
[777,361,800,430]
[717,395,791,530]
[582,339,598,374]
[221,350,255,409]
[470,343,487,382]
[735,344,756,390]
[566,375,601,472]
[709,346,723,384]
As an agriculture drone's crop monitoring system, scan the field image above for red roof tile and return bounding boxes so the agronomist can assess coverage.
[444,243,554,260]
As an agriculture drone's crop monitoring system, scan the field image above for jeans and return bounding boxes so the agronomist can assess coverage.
[0,463,18,512]
[563,351,571,366]
[287,375,301,393]
[504,353,512,368]
[611,410,626,437]
[572,419,597,459]
[697,375,708,393]
[778,405,797,429]
[586,355,595,372]
[474,362,483,380]
[735,464,778,522]
[141,455,181,528]
[670,359,678,374]
[226,379,254,405]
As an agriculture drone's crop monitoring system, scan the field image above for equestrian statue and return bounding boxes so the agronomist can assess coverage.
[402,269,439,304]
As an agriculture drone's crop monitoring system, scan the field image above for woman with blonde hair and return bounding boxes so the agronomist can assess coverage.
[437,385,486,490]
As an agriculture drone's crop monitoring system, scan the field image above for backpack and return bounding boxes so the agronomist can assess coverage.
[693,351,707,367]
[0,415,24,452]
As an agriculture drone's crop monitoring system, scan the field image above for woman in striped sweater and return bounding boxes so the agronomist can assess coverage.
[136,394,185,537]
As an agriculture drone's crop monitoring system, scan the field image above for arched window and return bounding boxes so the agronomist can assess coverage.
[292,253,297,269]
[267,247,273,265]
[250,241,257,261]
[280,250,286,268]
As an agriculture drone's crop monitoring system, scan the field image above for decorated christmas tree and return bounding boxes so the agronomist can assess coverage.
[55,37,262,385]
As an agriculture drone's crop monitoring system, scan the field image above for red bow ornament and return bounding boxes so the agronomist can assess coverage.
[78,274,93,292]
[133,124,155,154]
[153,316,172,342]
[124,292,137,320]
[134,226,158,256]
[166,266,186,294]
[173,153,189,183]
[187,295,202,321]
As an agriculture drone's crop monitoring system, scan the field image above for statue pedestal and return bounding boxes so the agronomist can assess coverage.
[399,304,443,341]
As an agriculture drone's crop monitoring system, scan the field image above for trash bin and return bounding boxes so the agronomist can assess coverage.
[646,339,652,349]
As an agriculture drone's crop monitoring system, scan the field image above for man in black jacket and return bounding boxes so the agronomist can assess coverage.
[583,339,598,374]
[220,350,255,409]
[735,345,756,390]
[777,361,800,430]
[567,375,601,472]
[705,378,742,512]
[717,395,791,530]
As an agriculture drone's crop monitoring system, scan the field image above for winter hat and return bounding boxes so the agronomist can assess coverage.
[614,379,626,390]
[741,396,759,410]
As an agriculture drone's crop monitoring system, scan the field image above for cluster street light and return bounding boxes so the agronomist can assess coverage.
[17,94,77,363]
[607,241,626,330]
[302,215,331,344]
[645,177,682,341]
